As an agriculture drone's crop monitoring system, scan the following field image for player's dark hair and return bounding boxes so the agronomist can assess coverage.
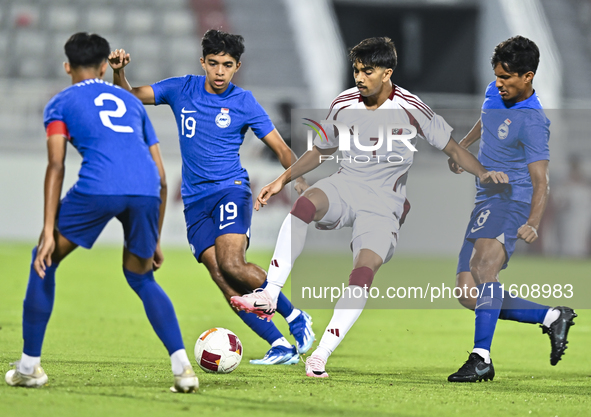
[64,32,110,69]
[491,36,539,75]
[202,29,245,63]
[349,37,397,70]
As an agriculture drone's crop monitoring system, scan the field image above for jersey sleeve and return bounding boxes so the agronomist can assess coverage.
[420,113,454,150]
[43,93,70,139]
[141,108,159,147]
[245,92,275,139]
[151,76,185,106]
[520,110,550,164]
[404,106,452,150]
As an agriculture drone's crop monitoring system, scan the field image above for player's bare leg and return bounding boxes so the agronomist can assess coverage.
[215,233,267,290]
[48,230,78,263]
[455,271,477,310]
[215,234,280,320]
[468,238,505,286]
[306,249,383,378]
[201,246,250,303]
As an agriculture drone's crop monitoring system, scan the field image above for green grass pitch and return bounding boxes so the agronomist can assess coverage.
[0,242,589,417]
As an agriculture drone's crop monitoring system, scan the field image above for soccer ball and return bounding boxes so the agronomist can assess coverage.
[194,328,243,374]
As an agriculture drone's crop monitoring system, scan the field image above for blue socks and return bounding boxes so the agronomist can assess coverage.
[262,280,295,318]
[237,310,283,345]
[499,291,549,324]
[473,282,504,351]
[22,247,56,357]
[124,268,185,355]
[22,248,186,357]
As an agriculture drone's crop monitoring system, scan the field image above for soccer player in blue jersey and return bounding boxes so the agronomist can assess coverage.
[447,36,576,382]
[108,29,314,364]
[4,33,199,392]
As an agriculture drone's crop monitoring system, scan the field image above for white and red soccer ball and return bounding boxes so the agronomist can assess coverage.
[194,328,243,374]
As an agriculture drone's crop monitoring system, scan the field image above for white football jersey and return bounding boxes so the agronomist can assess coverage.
[313,85,453,220]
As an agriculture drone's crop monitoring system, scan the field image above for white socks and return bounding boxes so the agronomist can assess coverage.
[170,349,191,375]
[19,353,40,375]
[20,350,193,376]
[285,308,301,324]
[313,285,368,362]
[543,308,561,327]
[472,348,491,364]
[271,337,292,349]
[266,214,309,301]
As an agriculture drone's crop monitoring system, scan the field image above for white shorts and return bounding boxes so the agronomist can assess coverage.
[310,175,400,264]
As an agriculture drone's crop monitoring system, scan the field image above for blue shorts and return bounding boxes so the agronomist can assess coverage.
[57,189,160,259]
[456,198,530,274]
[184,187,252,262]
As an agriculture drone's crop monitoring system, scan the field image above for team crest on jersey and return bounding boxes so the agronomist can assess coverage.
[215,108,231,128]
[497,119,510,140]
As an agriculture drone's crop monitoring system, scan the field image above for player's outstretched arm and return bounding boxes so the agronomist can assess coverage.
[517,159,549,243]
[261,128,309,194]
[34,134,67,278]
[442,137,508,184]
[254,145,337,210]
[448,118,482,174]
[149,143,167,270]
[108,49,155,105]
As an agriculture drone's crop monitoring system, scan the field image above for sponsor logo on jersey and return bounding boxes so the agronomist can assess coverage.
[498,122,509,140]
[215,108,231,128]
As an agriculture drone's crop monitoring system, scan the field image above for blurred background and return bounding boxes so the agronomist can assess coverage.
[1,0,590,258]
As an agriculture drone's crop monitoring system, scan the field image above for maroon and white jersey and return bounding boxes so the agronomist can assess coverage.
[313,85,453,218]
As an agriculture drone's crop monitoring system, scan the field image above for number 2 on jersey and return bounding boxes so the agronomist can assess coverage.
[219,202,238,222]
[94,93,134,133]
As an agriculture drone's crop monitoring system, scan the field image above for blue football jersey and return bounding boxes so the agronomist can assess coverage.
[475,81,550,203]
[151,75,275,204]
[43,79,160,197]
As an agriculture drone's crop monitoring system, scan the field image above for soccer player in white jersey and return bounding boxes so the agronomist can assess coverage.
[231,37,508,377]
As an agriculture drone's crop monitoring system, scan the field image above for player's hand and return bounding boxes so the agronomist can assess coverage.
[153,242,164,271]
[448,157,464,174]
[34,230,56,278]
[294,177,309,195]
[479,170,509,184]
[517,223,538,243]
[255,179,285,211]
[108,49,130,71]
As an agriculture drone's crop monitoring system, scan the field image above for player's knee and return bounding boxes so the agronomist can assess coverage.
[124,269,154,294]
[469,255,495,283]
[217,256,245,279]
[456,293,476,310]
[290,196,316,224]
